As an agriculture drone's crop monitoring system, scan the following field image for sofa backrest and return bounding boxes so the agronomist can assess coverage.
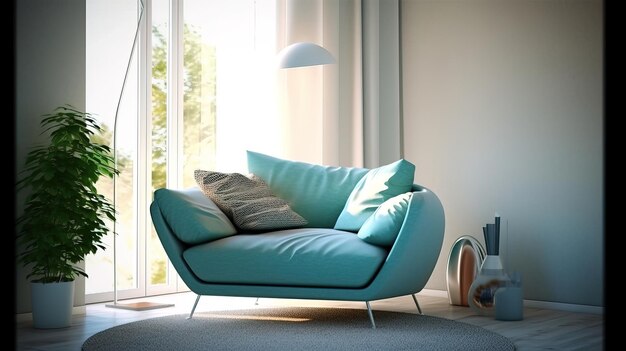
[247,151,369,228]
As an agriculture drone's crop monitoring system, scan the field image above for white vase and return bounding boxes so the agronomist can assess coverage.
[31,280,75,328]
[467,255,506,316]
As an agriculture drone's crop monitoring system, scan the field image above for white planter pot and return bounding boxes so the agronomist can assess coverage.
[31,280,75,328]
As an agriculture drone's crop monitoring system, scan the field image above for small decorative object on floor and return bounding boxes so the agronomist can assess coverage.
[447,235,485,306]
[495,271,524,321]
[468,213,508,316]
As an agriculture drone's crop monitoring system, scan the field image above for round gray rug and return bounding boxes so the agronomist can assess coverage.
[82,307,514,350]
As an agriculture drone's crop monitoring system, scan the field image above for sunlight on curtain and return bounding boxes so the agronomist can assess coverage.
[276,0,364,167]
[183,0,280,177]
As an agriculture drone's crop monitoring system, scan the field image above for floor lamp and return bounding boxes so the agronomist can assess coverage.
[276,42,335,68]
[106,0,173,312]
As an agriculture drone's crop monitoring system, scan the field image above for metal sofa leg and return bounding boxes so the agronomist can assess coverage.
[255,297,260,305]
[187,295,201,320]
[411,294,423,315]
[366,301,376,329]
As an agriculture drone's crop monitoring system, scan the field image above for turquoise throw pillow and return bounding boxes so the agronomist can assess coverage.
[357,192,413,247]
[334,159,415,232]
[154,188,237,245]
[247,151,369,228]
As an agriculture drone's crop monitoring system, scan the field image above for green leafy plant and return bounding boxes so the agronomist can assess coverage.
[16,105,118,283]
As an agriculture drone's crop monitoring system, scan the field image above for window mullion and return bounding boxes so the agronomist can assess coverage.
[167,0,183,189]
[139,0,152,297]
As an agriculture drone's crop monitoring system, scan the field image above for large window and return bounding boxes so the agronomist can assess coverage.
[86,0,278,303]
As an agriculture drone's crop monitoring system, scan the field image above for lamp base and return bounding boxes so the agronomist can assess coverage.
[105,301,174,311]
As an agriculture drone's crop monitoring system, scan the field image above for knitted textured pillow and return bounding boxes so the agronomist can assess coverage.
[194,170,307,231]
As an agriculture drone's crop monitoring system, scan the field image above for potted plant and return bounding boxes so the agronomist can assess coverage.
[16,105,118,328]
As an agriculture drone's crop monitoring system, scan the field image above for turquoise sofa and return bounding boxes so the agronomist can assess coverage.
[150,151,445,327]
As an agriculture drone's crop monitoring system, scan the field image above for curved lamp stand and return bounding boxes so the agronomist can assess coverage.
[105,0,172,312]
[277,42,335,69]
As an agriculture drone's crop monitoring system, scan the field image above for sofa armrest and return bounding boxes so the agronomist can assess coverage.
[363,184,445,299]
[153,188,237,245]
[150,187,240,291]
[150,200,205,288]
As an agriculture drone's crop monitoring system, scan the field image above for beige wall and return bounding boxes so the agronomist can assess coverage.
[401,0,603,306]
[15,0,86,314]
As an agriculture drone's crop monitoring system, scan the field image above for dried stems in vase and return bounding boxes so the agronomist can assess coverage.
[483,213,501,255]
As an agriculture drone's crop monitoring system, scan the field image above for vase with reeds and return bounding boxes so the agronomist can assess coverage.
[467,214,508,315]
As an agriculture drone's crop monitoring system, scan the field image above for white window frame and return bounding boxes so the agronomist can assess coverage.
[86,0,187,304]
[87,0,275,303]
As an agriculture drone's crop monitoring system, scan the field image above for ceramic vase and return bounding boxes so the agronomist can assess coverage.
[467,255,506,316]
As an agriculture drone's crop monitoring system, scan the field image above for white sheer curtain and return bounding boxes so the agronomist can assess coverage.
[275,0,402,168]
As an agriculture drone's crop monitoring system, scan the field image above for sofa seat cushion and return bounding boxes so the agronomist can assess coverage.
[183,228,388,288]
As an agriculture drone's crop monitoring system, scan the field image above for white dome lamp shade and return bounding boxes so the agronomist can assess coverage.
[277,42,336,69]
